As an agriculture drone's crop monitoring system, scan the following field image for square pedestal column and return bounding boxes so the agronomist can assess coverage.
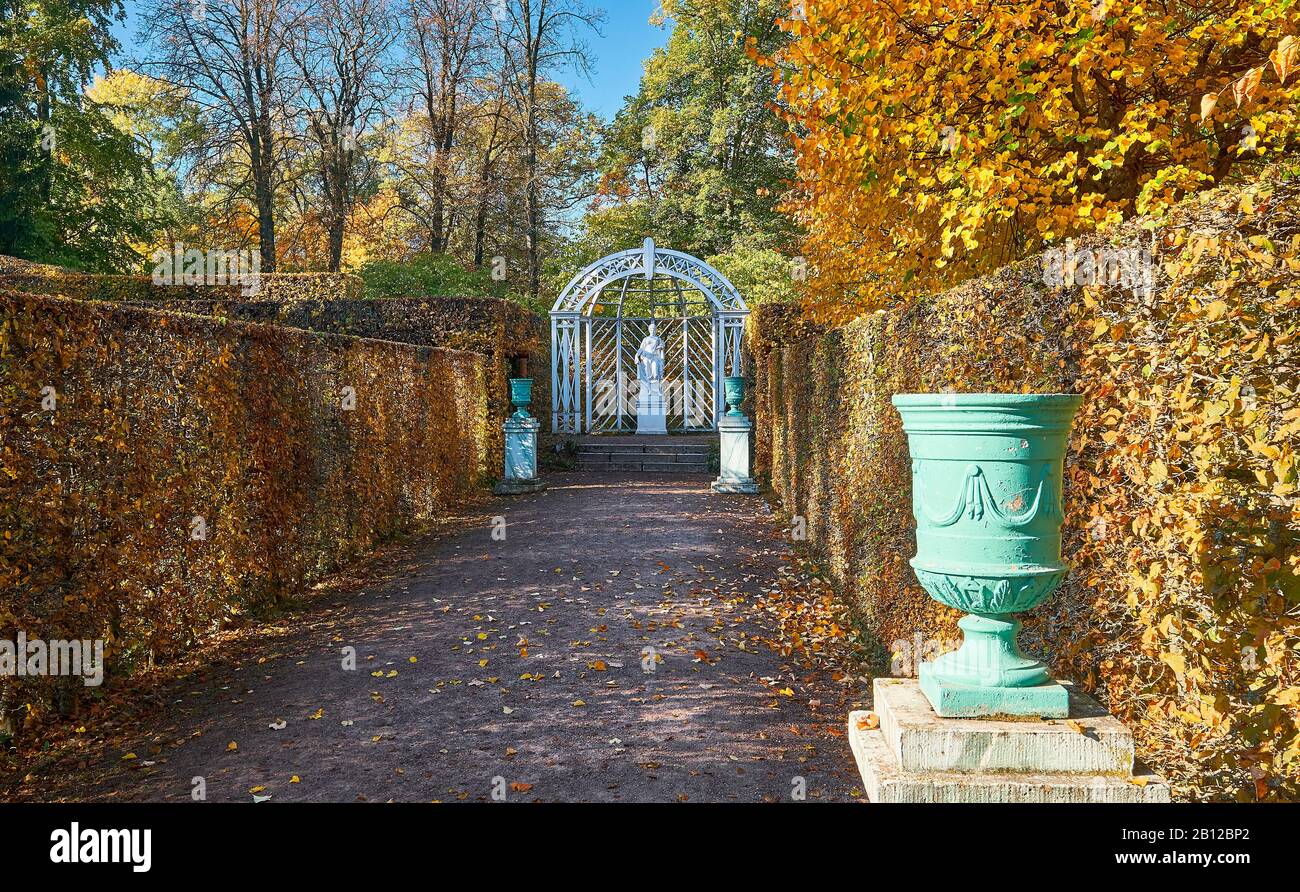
[637,381,668,435]
[712,414,758,494]
[494,415,546,495]
[849,678,1170,802]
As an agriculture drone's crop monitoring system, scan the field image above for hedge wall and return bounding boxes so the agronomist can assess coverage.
[0,259,553,474]
[145,296,550,437]
[0,291,493,735]
[749,172,1299,801]
[0,268,364,303]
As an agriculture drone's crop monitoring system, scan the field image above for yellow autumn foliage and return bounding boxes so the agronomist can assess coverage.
[761,0,1300,316]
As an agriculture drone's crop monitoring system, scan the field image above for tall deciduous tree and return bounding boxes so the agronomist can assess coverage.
[589,0,795,257]
[496,0,603,301]
[290,0,395,270]
[398,0,492,254]
[145,0,304,271]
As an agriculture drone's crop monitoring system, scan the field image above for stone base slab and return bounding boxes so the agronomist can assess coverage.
[849,678,1170,803]
[919,663,1069,718]
[493,478,547,496]
[711,479,759,494]
[876,678,1134,774]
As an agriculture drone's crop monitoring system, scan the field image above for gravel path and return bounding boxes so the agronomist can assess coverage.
[24,474,864,803]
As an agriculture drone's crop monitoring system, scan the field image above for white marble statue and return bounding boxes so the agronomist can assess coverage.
[636,324,665,384]
[635,323,667,434]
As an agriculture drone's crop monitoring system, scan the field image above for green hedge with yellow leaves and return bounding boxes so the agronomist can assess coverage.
[748,172,1299,801]
[0,291,493,736]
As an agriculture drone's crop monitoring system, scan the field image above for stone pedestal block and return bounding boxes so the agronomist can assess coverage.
[494,415,546,496]
[849,678,1170,803]
[712,414,758,494]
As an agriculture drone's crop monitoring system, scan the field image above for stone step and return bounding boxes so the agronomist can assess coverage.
[849,719,1169,803]
[577,459,710,474]
[874,677,1135,775]
[578,445,711,455]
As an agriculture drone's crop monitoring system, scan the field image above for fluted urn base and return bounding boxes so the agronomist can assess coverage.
[920,613,1068,717]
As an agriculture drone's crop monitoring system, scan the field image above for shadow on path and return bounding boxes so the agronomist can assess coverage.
[22,474,864,803]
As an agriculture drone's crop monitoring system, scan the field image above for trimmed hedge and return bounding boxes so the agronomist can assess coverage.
[0,269,364,303]
[0,291,493,734]
[142,295,551,463]
[749,172,1300,801]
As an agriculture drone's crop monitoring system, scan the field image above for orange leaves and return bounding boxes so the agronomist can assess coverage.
[0,277,515,748]
[749,168,1300,800]
[1271,36,1297,86]
[1231,66,1264,109]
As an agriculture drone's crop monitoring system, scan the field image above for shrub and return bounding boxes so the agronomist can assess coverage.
[749,170,1300,800]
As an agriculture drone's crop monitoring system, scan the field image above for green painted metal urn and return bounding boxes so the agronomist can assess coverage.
[723,375,746,417]
[892,393,1082,718]
[509,377,533,419]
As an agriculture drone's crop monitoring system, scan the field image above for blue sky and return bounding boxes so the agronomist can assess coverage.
[109,1,668,122]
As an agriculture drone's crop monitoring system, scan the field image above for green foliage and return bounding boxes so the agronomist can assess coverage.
[706,246,798,307]
[357,252,507,301]
[580,0,797,261]
[0,0,169,270]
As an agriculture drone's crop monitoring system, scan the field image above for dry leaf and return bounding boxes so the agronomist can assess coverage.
[1272,35,1297,85]
[1232,66,1263,108]
[1199,92,1218,120]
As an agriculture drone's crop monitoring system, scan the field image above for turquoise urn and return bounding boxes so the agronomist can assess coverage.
[723,375,746,417]
[509,377,533,419]
[892,393,1082,718]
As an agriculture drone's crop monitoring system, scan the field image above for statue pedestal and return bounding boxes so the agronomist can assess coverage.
[636,381,667,435]
[849,678,1170,802]
[711,414,758,494]
[494,414,546,496]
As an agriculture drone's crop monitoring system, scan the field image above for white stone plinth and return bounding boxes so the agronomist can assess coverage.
[636,381,668,435]
[849,678,1170,803]
[712,414,758,494]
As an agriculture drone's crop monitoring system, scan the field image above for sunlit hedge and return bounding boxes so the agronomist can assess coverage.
[0,291,493,735]
[749,172,1299,801]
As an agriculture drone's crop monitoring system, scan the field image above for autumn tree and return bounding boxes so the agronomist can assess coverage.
[289,0,395,270]
[396,0,494,254]
[766,0,1300,314]
[144,0,305,271]
[496,0,603,301]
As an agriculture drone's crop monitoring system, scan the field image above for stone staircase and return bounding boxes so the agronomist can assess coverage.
[576,436,714,474]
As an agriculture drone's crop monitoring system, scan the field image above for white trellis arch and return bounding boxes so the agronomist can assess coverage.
[550,238,748,434]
